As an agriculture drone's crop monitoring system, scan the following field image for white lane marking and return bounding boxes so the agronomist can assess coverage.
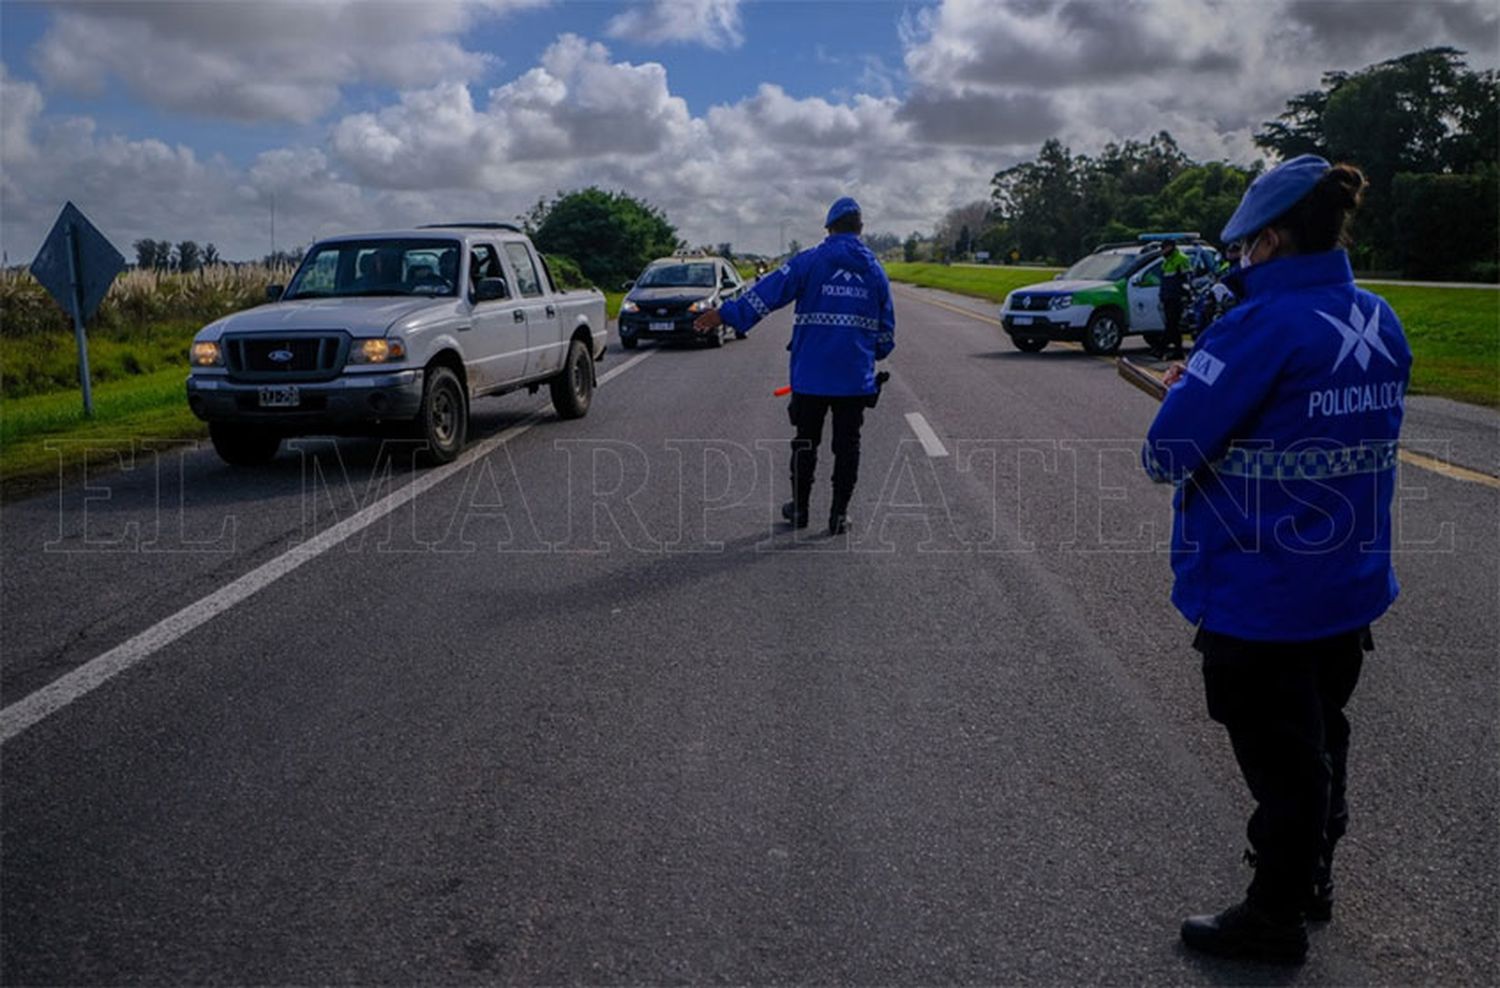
[905,412,949,458]
[0,349,656,745]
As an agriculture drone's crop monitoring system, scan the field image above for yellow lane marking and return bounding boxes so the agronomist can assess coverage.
[1398,450,1500,489]
[895,284,1500,489]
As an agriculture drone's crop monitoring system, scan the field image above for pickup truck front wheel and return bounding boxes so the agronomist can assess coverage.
[209,422,281,466]
[416,365,468,464]
[550,338,594,419]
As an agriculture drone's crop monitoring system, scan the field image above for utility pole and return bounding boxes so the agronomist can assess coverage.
[270,191,276,261]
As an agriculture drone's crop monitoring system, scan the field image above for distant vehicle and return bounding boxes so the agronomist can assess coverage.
[999,233,1223,355]
[617,256,747,349]
[186,224,607,466]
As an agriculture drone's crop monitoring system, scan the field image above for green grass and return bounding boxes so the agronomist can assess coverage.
[887,263,1499,408]
[1376,284,1500,407]
[0,368,205,498]
[884,262,1063,303]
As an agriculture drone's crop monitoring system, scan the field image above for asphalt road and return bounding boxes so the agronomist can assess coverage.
[2,285,1496,985]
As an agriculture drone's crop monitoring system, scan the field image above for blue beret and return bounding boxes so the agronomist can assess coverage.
[1221,154,1331,244]
[825,196,861,227]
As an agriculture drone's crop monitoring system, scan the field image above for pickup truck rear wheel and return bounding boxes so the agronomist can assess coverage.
[551,338,594,419]
[208,423,281,466]
[416,365,468,464]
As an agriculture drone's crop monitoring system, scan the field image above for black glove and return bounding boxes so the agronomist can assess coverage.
[864,370,891,408]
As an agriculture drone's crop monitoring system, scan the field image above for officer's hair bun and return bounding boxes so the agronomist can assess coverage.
[1322,164,1367,212]
[1278,162,1367,252]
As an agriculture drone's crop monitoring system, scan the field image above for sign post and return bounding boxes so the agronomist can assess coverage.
[29,202,126,418]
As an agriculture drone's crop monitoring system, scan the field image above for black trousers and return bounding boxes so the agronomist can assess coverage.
[1196,626,1369,915]
[1160,281,1185,354]
[788,393,866,513]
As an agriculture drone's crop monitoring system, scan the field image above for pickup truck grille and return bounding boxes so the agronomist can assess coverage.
[224,334,348,382]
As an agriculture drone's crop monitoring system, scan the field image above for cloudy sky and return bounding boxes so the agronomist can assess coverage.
[2,0,1495,262]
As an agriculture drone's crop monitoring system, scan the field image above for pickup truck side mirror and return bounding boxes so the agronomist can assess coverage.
[265,284,284,301]
[621,280,635,291]
[473,277,510,302]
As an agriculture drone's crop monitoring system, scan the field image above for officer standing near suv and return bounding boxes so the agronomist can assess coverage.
[1142,156,1411,964]
[694,197,895,534]
[1154,239,1192,360]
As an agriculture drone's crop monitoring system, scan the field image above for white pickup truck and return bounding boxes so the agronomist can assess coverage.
[186,223,607,464]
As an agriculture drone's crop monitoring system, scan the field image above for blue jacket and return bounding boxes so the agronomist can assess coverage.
[717,234,895,396]
[1142,250,1412,641]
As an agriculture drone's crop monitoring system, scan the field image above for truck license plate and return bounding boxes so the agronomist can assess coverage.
[649,321,675,332]
[258,385,300,408]
[1011,316,1032,325]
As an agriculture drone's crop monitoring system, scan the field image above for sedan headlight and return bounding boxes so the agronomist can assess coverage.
[620,300,639,313]
[1048,294,1072,310]
[191,341,223,367]
[349,338,407,364]
[688,299,714,313]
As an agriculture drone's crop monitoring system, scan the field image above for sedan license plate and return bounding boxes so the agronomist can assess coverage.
[649,321,675,332]
[258,385,300,408]
[1010,315,1032,325]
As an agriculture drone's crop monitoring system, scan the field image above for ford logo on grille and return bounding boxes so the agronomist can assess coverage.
[268,348,295,363]
[656,308,667,316]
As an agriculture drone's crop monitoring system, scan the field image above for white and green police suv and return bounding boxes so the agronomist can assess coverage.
[999,234,1222,355]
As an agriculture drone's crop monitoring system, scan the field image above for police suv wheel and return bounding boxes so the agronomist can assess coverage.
[706,323,725,348]
[1083,309,1124,355]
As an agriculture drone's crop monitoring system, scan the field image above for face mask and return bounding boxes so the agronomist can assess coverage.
[1238,232,1263,270]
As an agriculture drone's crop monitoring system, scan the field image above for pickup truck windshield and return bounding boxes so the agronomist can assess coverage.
[637,263,717,288]
[1062,252,1140,282]
[285,238,462,299]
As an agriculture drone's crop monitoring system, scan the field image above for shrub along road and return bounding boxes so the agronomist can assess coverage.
[2,286,1495,984]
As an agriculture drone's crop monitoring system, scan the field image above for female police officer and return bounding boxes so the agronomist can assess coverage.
[1142,155,1411,964]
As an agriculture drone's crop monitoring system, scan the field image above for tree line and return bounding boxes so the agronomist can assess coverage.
[131,239,222,273]
[921,47,1497,281]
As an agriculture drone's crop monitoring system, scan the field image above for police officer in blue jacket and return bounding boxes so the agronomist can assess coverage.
[694,197,895,534]
[1142,156,1411,964]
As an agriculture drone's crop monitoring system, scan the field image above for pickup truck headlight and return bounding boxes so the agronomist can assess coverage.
[349,338,406,364]
[620,300,639,313]
[1048,294,1072,310]
[688,299,714,313]
[191,341,223,367]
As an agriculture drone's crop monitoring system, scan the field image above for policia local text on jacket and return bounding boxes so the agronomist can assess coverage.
[1142,156,1412,965]
[712,200,896,532]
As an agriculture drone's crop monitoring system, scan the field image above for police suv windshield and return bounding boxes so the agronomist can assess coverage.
[637,263,717,288]
[284,238,461,299]
[1061,251,1142,283]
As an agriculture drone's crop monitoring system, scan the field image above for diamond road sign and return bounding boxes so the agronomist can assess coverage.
[29,202,125,324]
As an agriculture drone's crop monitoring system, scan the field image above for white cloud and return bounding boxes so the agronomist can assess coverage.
[31,0,549,124]
[5,1,1498,263]
[606,0,744,50]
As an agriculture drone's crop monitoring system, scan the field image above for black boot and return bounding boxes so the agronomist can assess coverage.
[828,493,851,535]
[1181,899,1308,965]
[781,500,809,529]
[1245,847,1334,921]
[1307,856,1334,922]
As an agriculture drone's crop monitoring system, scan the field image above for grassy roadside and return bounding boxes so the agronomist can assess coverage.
[0,368,206,500]
[886,263,1499,407]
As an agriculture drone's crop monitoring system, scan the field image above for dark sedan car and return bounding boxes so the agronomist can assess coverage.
[617,256,746,349]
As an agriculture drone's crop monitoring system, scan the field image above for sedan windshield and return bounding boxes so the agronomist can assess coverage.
[284,239,461,299]
[1062,251,1141,282]
[637,263,717,288]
